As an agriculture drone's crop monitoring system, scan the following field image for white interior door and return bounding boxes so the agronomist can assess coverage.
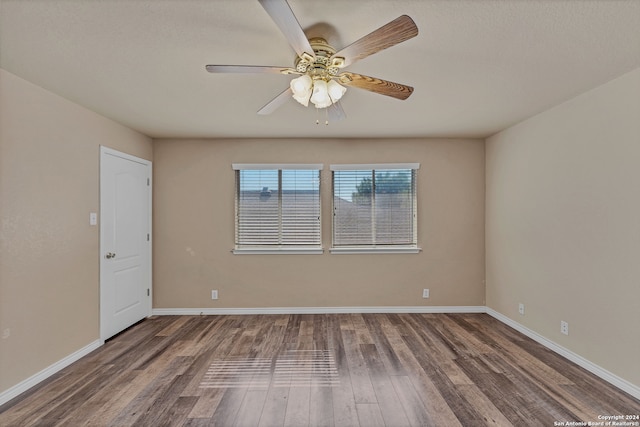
[100,147,152,341]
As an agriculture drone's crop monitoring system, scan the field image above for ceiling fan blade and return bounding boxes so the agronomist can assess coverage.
[206,65,292,74]
[339,72,414,100]
[258,0,315,59]
[257,87,293,115]
[327,101,346,122]
[331,15,418,68]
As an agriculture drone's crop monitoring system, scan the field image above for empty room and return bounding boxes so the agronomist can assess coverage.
[0,0,639,426]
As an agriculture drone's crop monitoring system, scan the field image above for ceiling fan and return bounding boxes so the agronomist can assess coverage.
[205,0,418,122]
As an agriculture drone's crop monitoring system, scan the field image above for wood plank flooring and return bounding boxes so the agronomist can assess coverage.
[1,313,638,426]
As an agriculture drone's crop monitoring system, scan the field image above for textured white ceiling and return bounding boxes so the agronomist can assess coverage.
[1,0,639,139]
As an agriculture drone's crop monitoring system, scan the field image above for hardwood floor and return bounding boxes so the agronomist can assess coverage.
[1,313,638,426]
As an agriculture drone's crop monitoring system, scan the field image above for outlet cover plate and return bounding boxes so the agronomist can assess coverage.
[518,303,525,315]
[560,320,569,335]
[422,289,430,298]
[211,290,218,300]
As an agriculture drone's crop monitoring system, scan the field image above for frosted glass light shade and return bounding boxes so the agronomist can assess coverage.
[327,80,346,102]
[310,79,332,108]
[290,75,312,106]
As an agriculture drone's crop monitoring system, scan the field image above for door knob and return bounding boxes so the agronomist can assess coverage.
[105,252,116,259]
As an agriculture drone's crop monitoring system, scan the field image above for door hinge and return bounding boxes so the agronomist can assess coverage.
[147,288,150,296]
[147,178,150,186]
[147,233,150,241]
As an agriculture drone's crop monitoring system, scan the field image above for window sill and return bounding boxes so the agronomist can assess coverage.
[233,247,324,255]
[330,246,422,255]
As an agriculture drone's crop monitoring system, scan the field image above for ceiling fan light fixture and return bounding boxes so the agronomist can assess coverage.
[291,75,346,109]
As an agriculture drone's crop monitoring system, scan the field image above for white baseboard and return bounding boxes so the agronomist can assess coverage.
[485,308,640,400]
[0,339,102,407]
[151,306,487,316]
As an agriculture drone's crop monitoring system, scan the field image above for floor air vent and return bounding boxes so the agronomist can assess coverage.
[199,349,339,389]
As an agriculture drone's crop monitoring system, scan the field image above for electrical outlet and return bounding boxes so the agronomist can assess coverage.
[560,320,569,335]
[422,289,430,299]
[211,290,218,300]
[518,303,525,315]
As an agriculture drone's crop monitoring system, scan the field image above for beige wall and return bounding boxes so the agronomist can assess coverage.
[153,138,485,309]
[486,68,640,387]
[0,69,152,394]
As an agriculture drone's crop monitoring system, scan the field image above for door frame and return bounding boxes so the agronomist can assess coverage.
[99,146,152,342]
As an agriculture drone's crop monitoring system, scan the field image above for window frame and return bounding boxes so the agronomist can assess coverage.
[232,164,323,255]
[330,163,421,254]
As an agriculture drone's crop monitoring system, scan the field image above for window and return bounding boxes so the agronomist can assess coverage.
[331,164,420,253]
[233,164,322,254]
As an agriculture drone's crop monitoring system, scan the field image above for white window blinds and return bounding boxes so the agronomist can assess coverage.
[332,164,418,248]
[234,164,322,249]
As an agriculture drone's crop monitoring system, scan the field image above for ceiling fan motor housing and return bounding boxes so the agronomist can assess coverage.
[295,37,342,79]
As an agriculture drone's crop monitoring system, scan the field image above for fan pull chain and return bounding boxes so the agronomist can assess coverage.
[315,108,329,125]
